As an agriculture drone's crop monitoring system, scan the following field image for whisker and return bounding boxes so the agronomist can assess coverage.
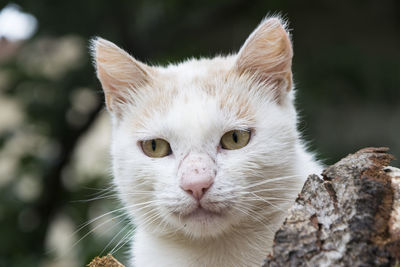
[240,175,301,190]
[71,185,117,203]
[110,228,135,255]
[139,210,162,227]
[73,200,160,239]
[232,205,274,234]
[242,187,300,194]
[72,193,119,203]
[248,192,286,212]
[100,220,131,255]
[241,195,295,201]
[67,212,128,255]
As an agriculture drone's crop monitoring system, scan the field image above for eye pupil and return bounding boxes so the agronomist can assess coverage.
[220,129,250,150]
[141,139,171,158]
[232,131,238,143]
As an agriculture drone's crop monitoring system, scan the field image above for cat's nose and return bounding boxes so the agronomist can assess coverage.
[180,173,214,201]
[179,153,216,201]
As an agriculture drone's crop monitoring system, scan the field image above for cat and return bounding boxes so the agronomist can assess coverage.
[91,17,322,267]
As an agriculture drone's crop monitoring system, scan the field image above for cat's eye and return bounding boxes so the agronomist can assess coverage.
[141,139,172,158]
[220,130,251,150]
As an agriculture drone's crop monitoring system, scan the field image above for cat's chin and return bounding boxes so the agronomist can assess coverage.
[170,206,233,238]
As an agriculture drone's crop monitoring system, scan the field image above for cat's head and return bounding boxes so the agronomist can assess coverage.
[92,17,301,239]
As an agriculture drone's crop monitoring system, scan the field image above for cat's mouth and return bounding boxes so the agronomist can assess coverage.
[175,205,224,220]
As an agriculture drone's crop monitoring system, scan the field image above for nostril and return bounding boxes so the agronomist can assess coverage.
[186,189,194,195]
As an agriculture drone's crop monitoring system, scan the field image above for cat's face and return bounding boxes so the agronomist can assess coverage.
[93,18,301,238]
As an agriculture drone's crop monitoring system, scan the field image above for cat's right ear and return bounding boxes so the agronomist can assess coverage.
[234,17,293,103]
[90,37,152,116]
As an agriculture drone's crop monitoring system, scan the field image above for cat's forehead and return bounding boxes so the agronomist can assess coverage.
[130,56,258,136]
[151,56,235,99]
[152,56,255,112]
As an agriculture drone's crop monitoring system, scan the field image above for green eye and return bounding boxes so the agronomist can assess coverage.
[141,139,171,158]
[220,130,251,150]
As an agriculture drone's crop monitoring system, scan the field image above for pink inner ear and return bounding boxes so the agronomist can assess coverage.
[93,38,152,115]
[235,18,293,95]
[96,64,131,113]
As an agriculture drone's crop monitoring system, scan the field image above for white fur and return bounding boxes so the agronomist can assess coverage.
[93,17,323,267]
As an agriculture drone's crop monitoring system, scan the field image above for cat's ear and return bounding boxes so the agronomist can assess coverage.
[235,17,293,101]
[91,37,152,116]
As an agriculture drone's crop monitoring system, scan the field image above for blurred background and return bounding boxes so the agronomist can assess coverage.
[0,0,399,266]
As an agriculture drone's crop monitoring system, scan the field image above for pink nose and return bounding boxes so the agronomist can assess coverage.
[180,173,214,200]
[179,154,216,201]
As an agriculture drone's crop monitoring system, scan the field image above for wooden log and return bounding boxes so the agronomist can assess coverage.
[263,147,400,267]
[88,254,125,267]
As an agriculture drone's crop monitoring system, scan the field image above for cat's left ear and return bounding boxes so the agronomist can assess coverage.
[235,17,293,101]
[91,37,153,116]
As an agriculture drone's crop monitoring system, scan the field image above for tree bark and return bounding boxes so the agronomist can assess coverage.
[88,254,125,267]
[263,147,400,267]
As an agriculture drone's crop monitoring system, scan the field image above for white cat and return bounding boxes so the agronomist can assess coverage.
[92,17,322,267]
